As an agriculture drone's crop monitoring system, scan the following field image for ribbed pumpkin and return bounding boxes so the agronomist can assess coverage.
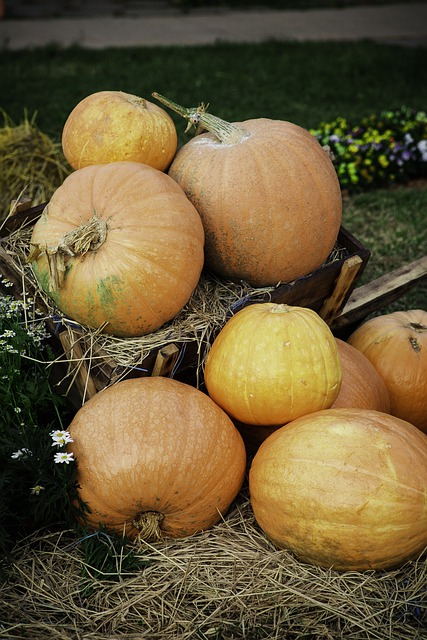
[62,91,177,172]
[67,376,247,541]
[153,93,342,287]
[332,338,391,412]
[204,303,342,425]
[348,310,427,433]
[28,161,204,337]
[249,408,427,571]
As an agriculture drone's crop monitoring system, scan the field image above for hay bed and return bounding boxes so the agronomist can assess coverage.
[0,492,426,640]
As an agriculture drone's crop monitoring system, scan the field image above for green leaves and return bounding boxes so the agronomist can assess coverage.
[0,290,75,567]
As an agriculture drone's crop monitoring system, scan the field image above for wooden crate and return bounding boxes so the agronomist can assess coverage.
[0,202,371,407]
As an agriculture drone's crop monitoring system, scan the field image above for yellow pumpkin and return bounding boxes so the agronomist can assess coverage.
[62,90,177,171]
[249,408,427,570]
[204,303,342,425]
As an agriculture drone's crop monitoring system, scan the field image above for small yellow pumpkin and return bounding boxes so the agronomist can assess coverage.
[62,90,177,171]
[204,303,342,425]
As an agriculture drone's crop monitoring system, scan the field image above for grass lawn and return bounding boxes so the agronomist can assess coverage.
[1,41,426,142]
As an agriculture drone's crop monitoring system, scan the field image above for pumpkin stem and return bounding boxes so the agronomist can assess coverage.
[125,93,147,110]
[269,304,291,314]
[152,92,249,145]
[133,511,165,543]
[28,214,108,291]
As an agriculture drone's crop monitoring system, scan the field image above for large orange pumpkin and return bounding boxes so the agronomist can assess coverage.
[249,408,427,571]
[28,161,205,337]
[332,338,391,412]
[67,376,247,541]
[153,93,342,287]
[204,303,342,425]
[348,309,427,433]
[62,91,177,172]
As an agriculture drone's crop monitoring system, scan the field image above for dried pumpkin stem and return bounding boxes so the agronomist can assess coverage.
[28,214,108,291]
[152,92,249,145]
[59,215,107,256]
[133,511,165,543]
[125,93,147,110]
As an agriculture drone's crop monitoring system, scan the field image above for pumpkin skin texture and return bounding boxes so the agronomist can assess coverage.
[249,408,427,571]
[331,338,391,412]
[67,376,247,541]
[62,91,177,172]
[348,310,427,433]
[154,96,342,287]
[29,161,205,337]
[204,303,342,426]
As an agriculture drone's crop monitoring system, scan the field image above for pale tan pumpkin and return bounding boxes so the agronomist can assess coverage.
[332,338,391,412]
[62,91,177,171]
[67,376,247,541]
[204,303,342,426]
[348,309,427,433]
[249,408,427,570]
[153,93,342,287]
[29,161,204,337]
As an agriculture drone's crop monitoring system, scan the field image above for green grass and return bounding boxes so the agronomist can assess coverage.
[342,186,427,312]
[1,41,427,143]
[1,40,426,312]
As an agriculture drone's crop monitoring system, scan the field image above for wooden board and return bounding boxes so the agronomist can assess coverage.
[332,255,427,336]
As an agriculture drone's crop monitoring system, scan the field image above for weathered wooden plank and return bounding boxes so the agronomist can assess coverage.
[319,255,364,325]
[332,255,427,331]
[151,343,180,377]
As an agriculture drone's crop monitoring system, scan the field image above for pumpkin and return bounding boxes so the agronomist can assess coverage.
[332,338,391,412]
[249,408,427,571]
[62,91,177,172]
[204,303,342,425]
[153,93,342,287]
[348,309,427,433]
[28,161,205,337]
[67,376,247,541]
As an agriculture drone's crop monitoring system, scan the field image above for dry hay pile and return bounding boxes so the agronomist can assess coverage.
[0,111,70,221]
[0,491,426,640]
